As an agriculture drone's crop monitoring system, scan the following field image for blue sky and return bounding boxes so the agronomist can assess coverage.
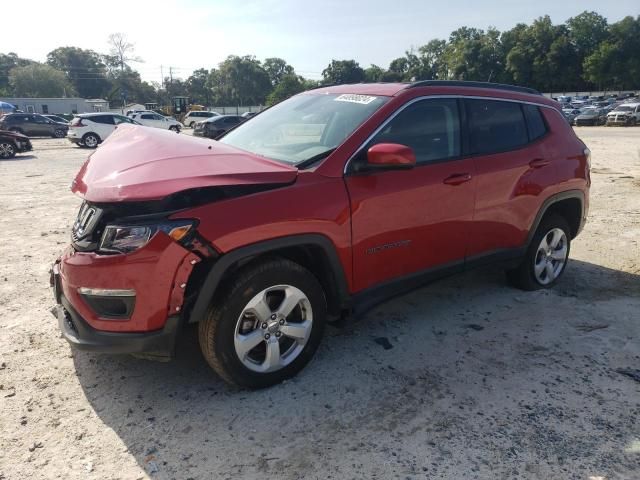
[4,0,639,83]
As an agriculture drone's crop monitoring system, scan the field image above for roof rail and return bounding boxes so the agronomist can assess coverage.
[407,80,542,96]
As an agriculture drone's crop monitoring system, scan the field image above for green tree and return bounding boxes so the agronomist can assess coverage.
[321,60,365,85]
[47,47,111,98]
[0,53,34,95]
[364,64,386,82]
[185,68,212,106]
[208,56,271,105]
[263,58,295,86]
[267,74,306,105]
[567,11,609,57]
[9,64,75,97]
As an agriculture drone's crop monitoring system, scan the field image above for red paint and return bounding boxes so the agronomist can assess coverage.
[57,82,589,335]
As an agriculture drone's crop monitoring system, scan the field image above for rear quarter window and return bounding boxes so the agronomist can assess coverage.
[523,104,547,141]
[466,99,528,155]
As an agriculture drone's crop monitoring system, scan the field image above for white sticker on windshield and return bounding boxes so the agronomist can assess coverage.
[334,94,377,105]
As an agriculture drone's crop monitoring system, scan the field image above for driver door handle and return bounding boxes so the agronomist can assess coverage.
[529,158,551,168]
[443,173,472,186]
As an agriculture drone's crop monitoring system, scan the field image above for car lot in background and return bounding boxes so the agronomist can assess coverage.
[130,111,183,132]
[241,111,258,118]
[192,114,245,138]
[0,129,32,158]
[0,113,69,138]
[183,110,219,127]
[574,108,607,126]
[67,113,139,148]
[606,102,640,126]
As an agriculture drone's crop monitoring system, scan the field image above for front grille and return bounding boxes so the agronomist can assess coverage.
[71,202,104,251]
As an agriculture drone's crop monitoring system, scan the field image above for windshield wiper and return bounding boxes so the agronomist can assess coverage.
[295,148,337,169]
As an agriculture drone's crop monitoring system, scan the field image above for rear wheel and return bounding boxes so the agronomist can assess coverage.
[53,129,66,138]
[82,133,100,148]
[507,214,571,290]
[189,121,195,128]
[0,141,16,159]
[199,258,326,389]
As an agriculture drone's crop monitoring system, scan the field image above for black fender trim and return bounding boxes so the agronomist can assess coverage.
[188,234,351,324]
[526,190,585,246]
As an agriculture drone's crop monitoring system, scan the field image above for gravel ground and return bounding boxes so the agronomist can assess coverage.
[0,127,639,480]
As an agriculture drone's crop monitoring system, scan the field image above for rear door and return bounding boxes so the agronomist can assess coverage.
[464,98,551,258]
[346,97,476,292]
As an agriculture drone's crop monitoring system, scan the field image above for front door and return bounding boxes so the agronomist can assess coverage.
[345,98,476,292]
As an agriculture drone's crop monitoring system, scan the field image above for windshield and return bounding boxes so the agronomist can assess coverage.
[220,93,388,165]
[614,105,633,112]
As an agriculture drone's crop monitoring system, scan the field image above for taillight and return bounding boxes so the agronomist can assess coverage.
[70,118,85,127]
[584,147,591,169]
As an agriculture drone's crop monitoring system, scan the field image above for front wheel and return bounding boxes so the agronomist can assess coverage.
[507,214,571,290]
[199,258,327,389]
[169,125,180,133]
[0,141,16,159]
[53,129,66,138]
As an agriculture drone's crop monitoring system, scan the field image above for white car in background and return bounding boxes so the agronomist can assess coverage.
[130,111,183,132]
[183,110,219,128]
[67,113,140,148]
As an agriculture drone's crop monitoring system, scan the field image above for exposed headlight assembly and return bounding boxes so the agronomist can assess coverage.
[99,220,196,254]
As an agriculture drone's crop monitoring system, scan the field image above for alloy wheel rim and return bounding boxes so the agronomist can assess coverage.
[534,228,568,285]
[85,136,97,147]
[0,143,14,157]
[55,130,65,138]
[234,285,313,373]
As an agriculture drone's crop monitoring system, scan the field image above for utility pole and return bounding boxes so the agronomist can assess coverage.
[161,65,164,89]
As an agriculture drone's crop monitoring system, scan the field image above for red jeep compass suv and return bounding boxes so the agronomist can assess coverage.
[51,81,590,388]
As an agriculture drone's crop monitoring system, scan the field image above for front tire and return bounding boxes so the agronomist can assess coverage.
[53,129,66,138]
[507,214,571,290]
[0,141,16,159]
[199,258,327,389]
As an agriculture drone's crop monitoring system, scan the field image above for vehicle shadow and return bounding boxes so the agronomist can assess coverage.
[1,154,36,161]
[71,259,640,478]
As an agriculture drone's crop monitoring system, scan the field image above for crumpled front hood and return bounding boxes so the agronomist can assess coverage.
[0,129,29,140]
[72,124,298,202]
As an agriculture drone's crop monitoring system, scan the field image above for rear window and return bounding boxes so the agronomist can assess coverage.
[523,105,547,141]
[466,99,528,155]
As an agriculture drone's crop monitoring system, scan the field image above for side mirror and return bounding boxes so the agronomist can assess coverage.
[367,143,416,169]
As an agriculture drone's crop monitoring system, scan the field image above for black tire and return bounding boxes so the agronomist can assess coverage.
[82,133,100,148]
[0,141,16,159]
[506,214,571,291]
[199,257,327,389]
[189,121,195,128]
[52,129,66,138]
[170,126,181,133]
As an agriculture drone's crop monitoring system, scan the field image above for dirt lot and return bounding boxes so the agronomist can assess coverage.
[0,127,639,480]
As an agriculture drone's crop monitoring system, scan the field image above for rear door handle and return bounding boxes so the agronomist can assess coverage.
[443,173,472,186]
[529,158,551,168]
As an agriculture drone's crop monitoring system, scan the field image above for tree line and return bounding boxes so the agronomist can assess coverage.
[0,11,638,109]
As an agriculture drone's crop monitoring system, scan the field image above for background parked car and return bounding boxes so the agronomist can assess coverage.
[573,108,607,126]
[562,108,582,124]
[606,103,640,126]
[0,130,32,159]
[193,115,245,139]
[130,112,183,132]
[0,113,68,138]
[241,111,258,118]
[43,114,70,124]
[183,111,219,127]
[67,113,139,148]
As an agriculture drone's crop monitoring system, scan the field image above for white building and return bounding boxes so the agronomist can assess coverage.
[0,97,109,115]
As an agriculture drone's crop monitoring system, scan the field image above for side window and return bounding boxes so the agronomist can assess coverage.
[114,116,133,124]
[93,115,115,125]
[523,104,547,141]
[369,98,461,164]
[141,114,154,120]
[466,99,528,155]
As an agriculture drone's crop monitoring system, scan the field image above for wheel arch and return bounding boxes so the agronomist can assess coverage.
[527,190,585,246]
[187,234,351,325]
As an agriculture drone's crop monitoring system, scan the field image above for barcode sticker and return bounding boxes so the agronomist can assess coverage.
[334,94,377,105]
